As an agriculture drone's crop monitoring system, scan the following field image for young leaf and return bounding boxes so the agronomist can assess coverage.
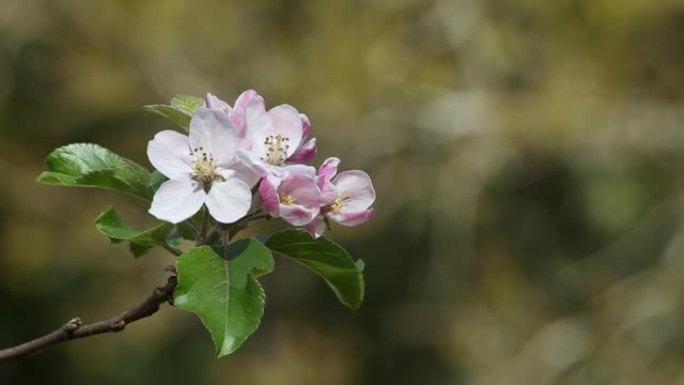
[143,105,192,131]
[265,230,365,310]
[95,206,177,258]
[170,94,204,115]
[144,94,204,131]
[37,143,156,200]
[174,240,274,357]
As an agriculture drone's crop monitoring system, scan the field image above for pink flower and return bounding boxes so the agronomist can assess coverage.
[206,91,317,171]
[258,165,321,226]
[306,157,376,238]
[147,108,256,224]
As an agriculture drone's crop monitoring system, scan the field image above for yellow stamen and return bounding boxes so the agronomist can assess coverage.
[190,146,218,183]
[260,134,290,166]
[280,193,295,205]
[322,197,344,213]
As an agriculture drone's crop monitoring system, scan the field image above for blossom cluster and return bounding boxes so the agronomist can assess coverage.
[147,90,376,238]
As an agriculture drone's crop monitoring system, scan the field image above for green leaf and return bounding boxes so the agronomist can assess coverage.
[174,241,274,357]
[143,105,192,131]
[144,94,204,131]
[95,206,176,258]
[150,170,166,191]
[265,230,365,310]
[170,94,204,115]
[37,143,156,200]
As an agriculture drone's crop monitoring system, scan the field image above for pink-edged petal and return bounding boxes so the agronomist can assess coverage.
[315,157,340,205]
[327,208,374,227]
[280,173,320,209]
[234,89,265,111]
[267,105,303,157]
[149,179,206,224]
[306,216,326,239]
[230,90,265,138]
[189,108,239,166]
[205,177,252,224]
[258,175,282,217]
[333,170,376,211]
[279,204,318,226]
[319,182,337,206]
[317,157,340,182]
[205,93,232,114]
[245,103,273,158]
[300,113,311,140]
[147,130,193,180]
[287,138,317,164]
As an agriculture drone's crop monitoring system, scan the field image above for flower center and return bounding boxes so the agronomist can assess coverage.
[261,135,290,166]
[322,196,344,213]
[190,146,218,184]
[279,193,295,205]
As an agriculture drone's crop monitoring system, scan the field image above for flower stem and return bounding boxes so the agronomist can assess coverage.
[223,228,230,261]
[196,207,209,246]
[160,242,182,257]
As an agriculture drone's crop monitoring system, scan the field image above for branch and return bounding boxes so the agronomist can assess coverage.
[0,276,177,362]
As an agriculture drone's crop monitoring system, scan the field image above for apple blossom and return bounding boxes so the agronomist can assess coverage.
[147,108,255,224]
[237,102,305,176]
[258,165,321,226]
[306,157,376,238]
[206,90,317,169]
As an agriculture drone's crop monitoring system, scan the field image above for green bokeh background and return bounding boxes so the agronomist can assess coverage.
[2,0,684,384]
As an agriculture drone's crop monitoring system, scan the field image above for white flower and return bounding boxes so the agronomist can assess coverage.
[237,103,305,177]
[147,108,256,224]
[206,90,317,165]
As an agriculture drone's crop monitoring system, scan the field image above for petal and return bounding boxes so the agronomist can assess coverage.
[230,90,265,137]
[244,103,273,159]
[205,177,252,224]
[317,157,340,183]
[319,182,337,206]
[306,216,326,239]
[236,149,272,178]
[147,130,193,180]
[204,93,232,114]
[327,208,374,227]
[333,170,376,211]
[299,113,311,141]
[267,105,303,157]
[282,164,317,178]
[149,179,206,224]
[258,175,281,217]
[219,161,260,187]
[287,138,317,164]
[234,89,265,111]
[279,204,318,226]
[280,173,320,209]
[189,108,239,166]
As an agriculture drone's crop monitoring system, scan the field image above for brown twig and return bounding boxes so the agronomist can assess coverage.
[0,276,177,362]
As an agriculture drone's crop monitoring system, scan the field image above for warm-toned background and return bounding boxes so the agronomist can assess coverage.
[2,0,684,384]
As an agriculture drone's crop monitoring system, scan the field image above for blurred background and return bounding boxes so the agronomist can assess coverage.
[2,0,684,384]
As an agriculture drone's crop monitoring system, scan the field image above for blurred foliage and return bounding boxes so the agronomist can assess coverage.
[1,0,684,384]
